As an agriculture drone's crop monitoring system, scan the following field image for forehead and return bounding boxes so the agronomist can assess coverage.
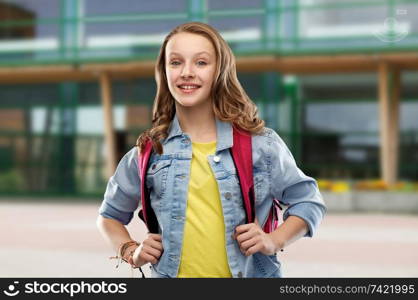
[166,32,215,57]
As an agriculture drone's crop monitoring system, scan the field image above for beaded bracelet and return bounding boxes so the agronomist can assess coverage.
[109,240,139,268]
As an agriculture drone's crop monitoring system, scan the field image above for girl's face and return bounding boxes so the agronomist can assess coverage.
[165,32,216,109]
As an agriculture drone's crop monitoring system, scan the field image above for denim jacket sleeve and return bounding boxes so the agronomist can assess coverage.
[98,147,141,225]
[268,130,326,237]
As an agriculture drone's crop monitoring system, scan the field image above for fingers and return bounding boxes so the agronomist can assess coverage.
[234,223,253,235]
[139,234,163,265]
[235,230,254,244]
[143,237,163,252]
[134,243,161,266]
[234,223,261,242]
[234,222,265,256]
[140,244,162,264]
[235,221,262,235]
[239,236,259,251]
[148,233,162,242]
[142,243,162,257]
[140,251,160,265]
[245,243,263,256]
[235,228,258,255]
[238,235,263,256]
[132,234,164,266]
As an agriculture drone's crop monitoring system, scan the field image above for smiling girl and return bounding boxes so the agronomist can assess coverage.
[97,22,326,278]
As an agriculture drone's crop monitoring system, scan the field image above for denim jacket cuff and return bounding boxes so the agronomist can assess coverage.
[99,201,133,225]
[283,202,326,237]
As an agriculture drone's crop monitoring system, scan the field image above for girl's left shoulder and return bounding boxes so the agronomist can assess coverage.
[252,127,282,148]
[251,127,294,162]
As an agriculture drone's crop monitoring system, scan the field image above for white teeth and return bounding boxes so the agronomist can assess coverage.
[179,85,199,90]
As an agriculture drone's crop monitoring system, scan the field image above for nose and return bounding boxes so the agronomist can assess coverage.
[180,62,195,79]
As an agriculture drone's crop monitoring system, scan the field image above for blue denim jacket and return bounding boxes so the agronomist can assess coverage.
[99,115,326,278]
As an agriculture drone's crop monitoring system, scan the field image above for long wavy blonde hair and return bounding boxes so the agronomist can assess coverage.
[137,22,265,154]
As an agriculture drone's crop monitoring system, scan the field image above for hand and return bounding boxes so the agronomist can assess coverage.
[132,234,163,267]
[234,220,277,256]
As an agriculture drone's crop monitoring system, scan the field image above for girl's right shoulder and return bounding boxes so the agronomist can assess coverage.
[114,147,139,174]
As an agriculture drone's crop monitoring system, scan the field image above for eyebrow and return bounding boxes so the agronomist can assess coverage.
[168,51,211,57]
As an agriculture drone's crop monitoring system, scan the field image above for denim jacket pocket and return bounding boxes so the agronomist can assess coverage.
[146,159,172,200]
[253,252,282,278]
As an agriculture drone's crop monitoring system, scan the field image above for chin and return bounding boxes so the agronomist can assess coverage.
[175,97,204,107]
[177,101,199,108]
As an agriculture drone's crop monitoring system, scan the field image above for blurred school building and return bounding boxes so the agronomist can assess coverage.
[1,0,418,200]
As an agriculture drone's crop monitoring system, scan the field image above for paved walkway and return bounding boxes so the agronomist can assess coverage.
[1,201,417,277]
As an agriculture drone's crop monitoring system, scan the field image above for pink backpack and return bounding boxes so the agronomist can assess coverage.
[137,127,282,233]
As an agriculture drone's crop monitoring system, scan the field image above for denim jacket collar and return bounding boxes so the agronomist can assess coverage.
[164,114,233,152]
[164,114,183,142]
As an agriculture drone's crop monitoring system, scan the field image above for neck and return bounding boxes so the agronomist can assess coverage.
[175,102,217,143]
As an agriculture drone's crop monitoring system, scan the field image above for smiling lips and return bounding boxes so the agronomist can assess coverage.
[177,84,201,94]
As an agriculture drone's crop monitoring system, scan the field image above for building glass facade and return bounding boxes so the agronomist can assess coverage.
[1,0,417,196]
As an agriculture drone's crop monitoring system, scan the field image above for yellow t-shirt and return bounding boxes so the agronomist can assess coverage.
[177,141,232,278]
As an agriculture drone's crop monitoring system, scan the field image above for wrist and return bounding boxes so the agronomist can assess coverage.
[118,240,139,263]
[122,244,139,262]
[268,232,285,252]
[109,240,140,269]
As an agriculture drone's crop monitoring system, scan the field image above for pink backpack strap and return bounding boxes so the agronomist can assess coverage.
[137,139,159,233]
[263,198,282,233]
[231,127,255,224]
[231,127,281,233]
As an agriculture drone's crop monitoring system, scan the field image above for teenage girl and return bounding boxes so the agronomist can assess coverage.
[97,22,326,278]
